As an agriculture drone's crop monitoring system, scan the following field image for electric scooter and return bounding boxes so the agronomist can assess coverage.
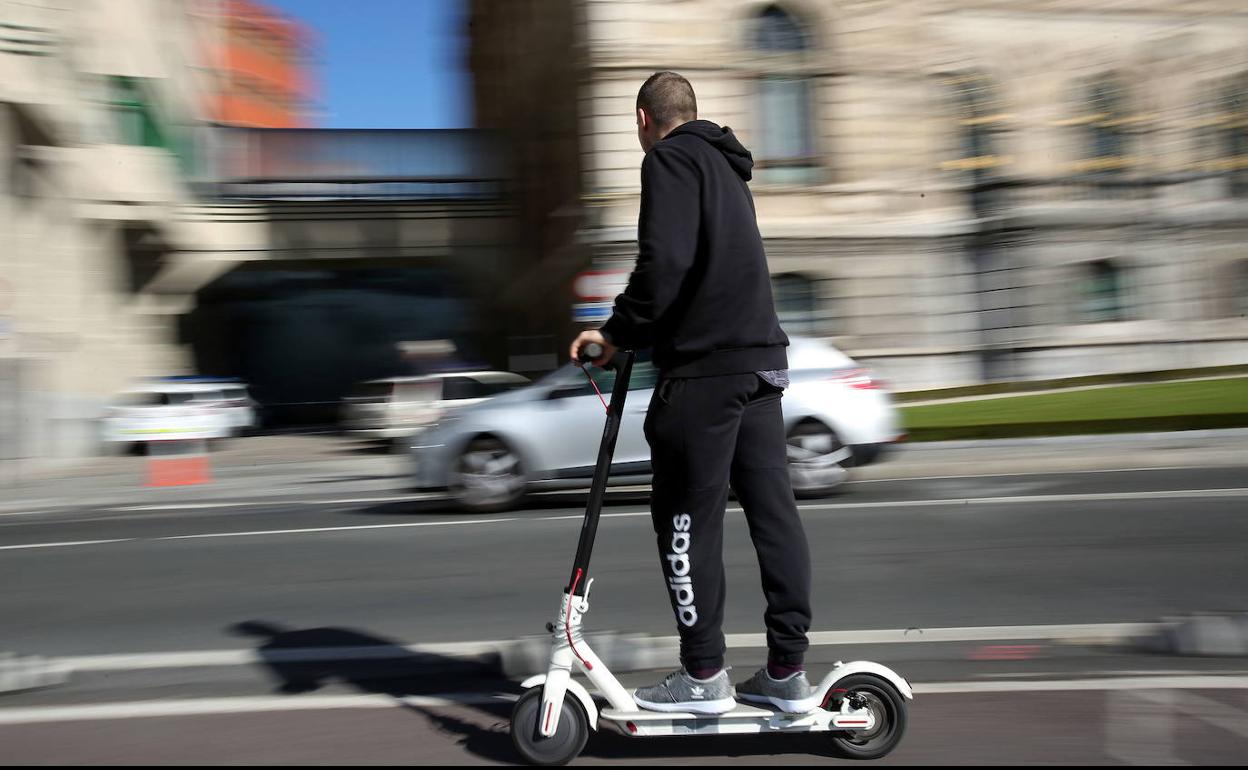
[509,345,913,765]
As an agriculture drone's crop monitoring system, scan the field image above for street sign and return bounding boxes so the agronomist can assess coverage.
[573,270,628,302]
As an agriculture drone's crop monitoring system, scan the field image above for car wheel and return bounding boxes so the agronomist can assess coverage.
[786,420,852,498]
[449,437,526,513]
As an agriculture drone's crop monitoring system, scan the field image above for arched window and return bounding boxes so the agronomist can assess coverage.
[754,4,806,50]
[752,5,817,184]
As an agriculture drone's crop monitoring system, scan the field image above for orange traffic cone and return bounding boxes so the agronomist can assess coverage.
[146,439,212,487]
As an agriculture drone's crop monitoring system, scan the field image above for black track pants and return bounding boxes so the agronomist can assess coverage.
[644,372,812,671]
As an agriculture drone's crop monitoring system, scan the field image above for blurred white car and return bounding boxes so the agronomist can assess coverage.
[103,380,257,445]
[341,372,531,442]
[215,381,259,435]
[410,338,903,511]
[103,383,232,445]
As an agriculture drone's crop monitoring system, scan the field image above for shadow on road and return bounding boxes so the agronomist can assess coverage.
[234,620,843,763]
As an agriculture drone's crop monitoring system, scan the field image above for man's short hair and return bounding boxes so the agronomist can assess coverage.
[637,71,697,129]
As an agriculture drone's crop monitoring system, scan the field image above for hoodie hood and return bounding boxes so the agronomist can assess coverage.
[665,120,754,181]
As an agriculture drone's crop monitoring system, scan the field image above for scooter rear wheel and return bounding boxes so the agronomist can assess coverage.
[822,674,907,760]
[511,686,589,766]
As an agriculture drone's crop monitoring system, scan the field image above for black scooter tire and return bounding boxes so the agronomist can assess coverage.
[511,686,590,766]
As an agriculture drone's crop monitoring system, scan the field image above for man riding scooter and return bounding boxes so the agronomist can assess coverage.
[570,71,814,714]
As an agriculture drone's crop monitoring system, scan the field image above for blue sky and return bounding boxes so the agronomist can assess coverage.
[266,0,472,129]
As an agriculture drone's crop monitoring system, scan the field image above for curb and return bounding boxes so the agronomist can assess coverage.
[902,414,1248,442]
[497,633,679,678]
[0,654,70,695]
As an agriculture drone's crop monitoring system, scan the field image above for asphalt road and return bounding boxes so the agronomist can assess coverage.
[2,452,1246,764]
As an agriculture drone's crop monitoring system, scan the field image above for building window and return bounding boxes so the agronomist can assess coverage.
[108,76,164,149]
[1233,261,1248,318]
[1193,74,1248,197]
[1223,74,1248,197]
[940,72,1010,212]
[751,5,818,185]
[106,76,195,176]
[1089,77,1128,170]
[772,273,822,334]
[754,4,806,50]
[1078,260,1126,323]
[1061,74,1138,180]
[940,73,1007,174]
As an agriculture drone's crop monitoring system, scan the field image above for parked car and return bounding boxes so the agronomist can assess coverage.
[103,378,258,447]
[103,384,230,447]
[341,371,531,443]
[409,337,903,511]
[151,377,257,436]
[215,381,259,435]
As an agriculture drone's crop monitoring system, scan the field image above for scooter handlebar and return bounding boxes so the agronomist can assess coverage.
[577,342,605,365]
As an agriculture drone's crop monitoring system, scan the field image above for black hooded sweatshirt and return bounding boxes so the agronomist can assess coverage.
[599,120,789,377]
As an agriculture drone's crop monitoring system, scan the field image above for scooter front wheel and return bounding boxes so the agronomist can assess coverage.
[511,686,589,766]
[822,674,908,760]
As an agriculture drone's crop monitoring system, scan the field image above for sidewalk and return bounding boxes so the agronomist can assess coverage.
[0,434,410,513]
[855,428,1248,481]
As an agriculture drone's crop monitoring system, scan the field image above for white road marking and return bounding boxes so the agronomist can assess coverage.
[155,518,517,541]
[848,465,1213,483]
[110,503,264,512]
[0,539,131,551]
[104,494,445,513]
[5,487,1246,551]
[782,488,1248,512]
[0,693,509,725]
[53,623,1155,672]
[913,675,1248,694]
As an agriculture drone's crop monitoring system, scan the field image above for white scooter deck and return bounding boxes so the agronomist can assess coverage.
[595,669,880,736]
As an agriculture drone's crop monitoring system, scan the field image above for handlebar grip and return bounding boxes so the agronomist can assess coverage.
[578,342,604,364]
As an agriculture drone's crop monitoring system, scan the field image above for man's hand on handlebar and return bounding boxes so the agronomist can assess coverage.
[570,330,617,367]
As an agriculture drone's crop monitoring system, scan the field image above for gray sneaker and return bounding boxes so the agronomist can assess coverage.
[735,668,819,713]
[633,668,736,714]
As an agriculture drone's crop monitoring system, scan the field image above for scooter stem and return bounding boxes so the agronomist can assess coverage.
[566,350,635,596]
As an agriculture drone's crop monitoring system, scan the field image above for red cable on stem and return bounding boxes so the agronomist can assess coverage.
[578,363,609,413]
